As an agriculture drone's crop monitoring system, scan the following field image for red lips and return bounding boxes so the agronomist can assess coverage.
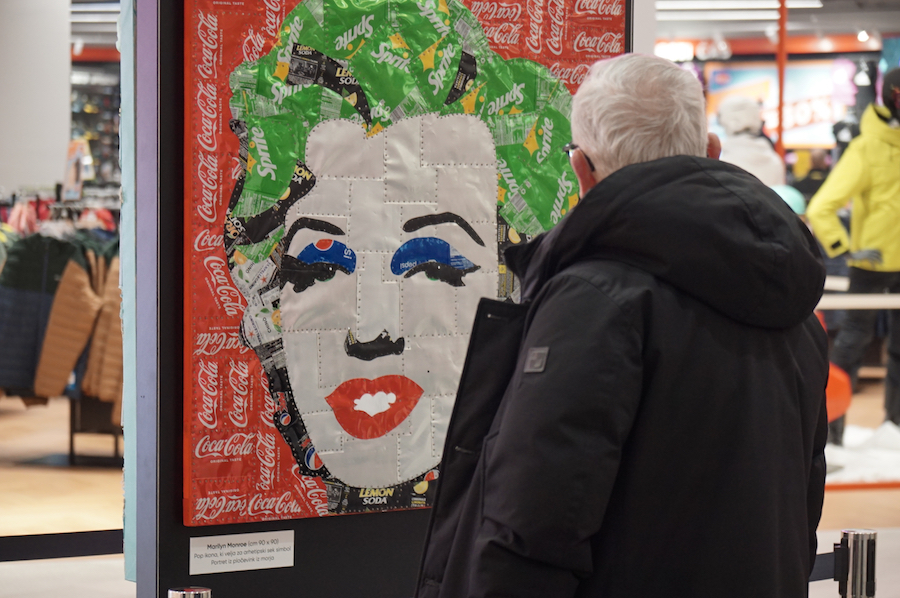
[325,375,424,440]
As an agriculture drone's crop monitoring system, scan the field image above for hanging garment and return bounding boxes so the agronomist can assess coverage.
[81,249,123,425]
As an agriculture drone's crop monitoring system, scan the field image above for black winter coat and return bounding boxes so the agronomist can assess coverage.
[417,156,829,598]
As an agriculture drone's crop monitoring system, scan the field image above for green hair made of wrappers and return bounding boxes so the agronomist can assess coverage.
[225,0,577,260]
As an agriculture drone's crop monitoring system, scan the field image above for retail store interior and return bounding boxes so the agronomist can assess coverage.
[1,0,900,596]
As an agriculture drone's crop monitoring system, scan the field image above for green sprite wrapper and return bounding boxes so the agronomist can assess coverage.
[254,4,327,103]
[323,0,387,61]
[234,227,285,264]
[349,21,429,131]
[244,114,299,200]
[496,145,543,237]
[476,57,557,120]
[514,86,575,229]
[286,44,372,124]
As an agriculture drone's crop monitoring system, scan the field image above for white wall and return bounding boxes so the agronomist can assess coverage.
[632,0,657,55]
[0,1,70,194]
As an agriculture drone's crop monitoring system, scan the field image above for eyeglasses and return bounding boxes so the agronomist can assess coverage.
[562,142,595,172]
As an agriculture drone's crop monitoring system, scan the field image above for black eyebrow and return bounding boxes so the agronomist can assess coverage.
[283,217,345,250]
[402,212,485,247]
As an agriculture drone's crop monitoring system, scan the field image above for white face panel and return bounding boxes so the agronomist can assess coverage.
[281,114,497,488]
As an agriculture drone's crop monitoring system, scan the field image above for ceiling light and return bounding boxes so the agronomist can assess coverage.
[656,0,821,9]
[657,10,779,20]
[857,30,869,42]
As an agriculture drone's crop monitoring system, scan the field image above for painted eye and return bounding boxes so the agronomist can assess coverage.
[282,239,356,293]
[391,238,480,287]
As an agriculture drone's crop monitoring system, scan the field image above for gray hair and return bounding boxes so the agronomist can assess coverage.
[571,53,708,181]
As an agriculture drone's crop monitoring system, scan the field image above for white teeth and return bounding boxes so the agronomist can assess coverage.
[353,392,397,417]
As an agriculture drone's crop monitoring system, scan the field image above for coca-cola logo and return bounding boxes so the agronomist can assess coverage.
[194,494,246,520]
[193,491,308,520]
[256,433,277,490]
[260,391,277,428]
[195,432,256,459]
[196,83,219,154]
[197,12,219,80]
[483,22,522,46]
[547,0,566,56]
[525,0,543,54]
[197,360,219,429]
[574,0,624,16]
[242,26,265,62]
[194,331,248,356]
[262,0,283,39]
[292,468,329,516]
[247,491,307,517]
[228,360,251,428]
[574,31,624,55]
[193,228,223,253]
[550,62,592,86]
[470,1,521,21]
[203,256,245,316]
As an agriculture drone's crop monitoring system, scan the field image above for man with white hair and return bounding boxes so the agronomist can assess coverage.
[417,54,828,598]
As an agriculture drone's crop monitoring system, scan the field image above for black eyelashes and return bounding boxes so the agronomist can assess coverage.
[281,254,351,293]
[403,262,481,287]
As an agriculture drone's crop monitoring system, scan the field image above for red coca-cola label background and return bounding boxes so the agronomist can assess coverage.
[184,0,627,526]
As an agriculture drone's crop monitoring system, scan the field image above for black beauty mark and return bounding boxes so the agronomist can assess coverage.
[404,262,480,287]
[281,254,351,293]
[344,330,405,361]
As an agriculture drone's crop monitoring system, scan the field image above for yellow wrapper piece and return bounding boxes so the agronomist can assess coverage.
[460,82,486,114]
[523,123,540,155]
[413,480,429,494]
[419,37,442,71]
[233,250,248,265]
[497,186,507,204]
[367,122,386,137]
[246,153,258,174]
[274,61,290,81]
[389,33,409,50]
[568,194,579,210]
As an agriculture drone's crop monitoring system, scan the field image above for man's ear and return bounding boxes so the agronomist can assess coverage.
[707,132,722,160]
[571,149,599,198]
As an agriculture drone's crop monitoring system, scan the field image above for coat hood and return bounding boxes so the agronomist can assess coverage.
[862,104,900,148]
[506,156,825,330]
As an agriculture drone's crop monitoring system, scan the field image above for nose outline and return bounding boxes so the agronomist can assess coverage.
[344,329,405,361]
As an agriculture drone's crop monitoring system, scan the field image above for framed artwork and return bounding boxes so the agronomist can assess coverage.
[184,0,628,526]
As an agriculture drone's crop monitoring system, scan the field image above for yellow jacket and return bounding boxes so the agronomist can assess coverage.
[807,105,900,272]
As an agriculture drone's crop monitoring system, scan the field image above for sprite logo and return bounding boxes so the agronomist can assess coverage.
[535,117,554,164]
[250,126,278,181]
[371,41,411,71]
[497,156,522,197]
[551,170,576,224]
[427,44,457,95]
[487,82,525,116]
[271,16,305,103]
[417,1,451,36]
[335,14,374,51]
